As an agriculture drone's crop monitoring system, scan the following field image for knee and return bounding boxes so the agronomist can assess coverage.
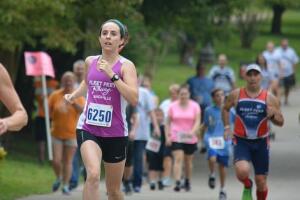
[235,167,250,180]
[86,169,100,186]
[52,158,61,166]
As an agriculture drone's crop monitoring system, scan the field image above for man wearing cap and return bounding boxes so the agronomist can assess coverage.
[222,64,284,200]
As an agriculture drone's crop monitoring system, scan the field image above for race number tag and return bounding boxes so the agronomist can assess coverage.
[146,137,161,153]
[178,132,194,143]
[86,103,113,127]
[208,137,225,149]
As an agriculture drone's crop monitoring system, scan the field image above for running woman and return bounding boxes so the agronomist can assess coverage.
[165,84,201,192]
[65,19,138,200]
[0,63,28,135]
[222,64,284,200]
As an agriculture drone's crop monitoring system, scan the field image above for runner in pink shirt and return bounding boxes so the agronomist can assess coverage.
[165,84,201,192]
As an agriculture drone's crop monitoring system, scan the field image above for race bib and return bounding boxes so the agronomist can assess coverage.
[146,137,161,153]
[208,137,225,149]
[177,132,194,143]
[86,103,113,127]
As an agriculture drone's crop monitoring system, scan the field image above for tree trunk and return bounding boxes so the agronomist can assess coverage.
[271,4,285,35]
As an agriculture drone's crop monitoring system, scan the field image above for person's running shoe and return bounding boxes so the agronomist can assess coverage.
[219,191,227,200]
[62,185,71,195]
[162,177,172,187]
[184,180,191,192]
[133,186,141,193]
[174,181,181,192]
[242,180,253,200]
[52,179,61,192]
[208,176,216,189]
[158,180,164,190]
[68,182,78,191]
[123,181,132,195]
[150,182,156,190]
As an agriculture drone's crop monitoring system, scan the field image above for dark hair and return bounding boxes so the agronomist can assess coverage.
[211,88,223,97]
[255,54,267,69]
[179,83,190,91]
[99,19,129,48]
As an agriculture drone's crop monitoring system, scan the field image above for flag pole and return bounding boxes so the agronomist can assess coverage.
[41,75,53,160]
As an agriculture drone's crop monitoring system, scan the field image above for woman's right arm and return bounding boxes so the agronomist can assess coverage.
[65,56,95,102]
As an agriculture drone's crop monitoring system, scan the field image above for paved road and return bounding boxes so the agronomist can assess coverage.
[19,88,300,200]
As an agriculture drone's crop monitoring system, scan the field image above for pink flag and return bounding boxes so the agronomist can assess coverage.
[24,51,55,78]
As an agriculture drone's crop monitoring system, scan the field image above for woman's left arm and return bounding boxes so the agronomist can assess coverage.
[190,106,201,135]
[0,64,28,134]
[111,61,138,106]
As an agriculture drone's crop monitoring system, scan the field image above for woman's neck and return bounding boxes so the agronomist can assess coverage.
[179,99,188,107]
[102,51,119,64]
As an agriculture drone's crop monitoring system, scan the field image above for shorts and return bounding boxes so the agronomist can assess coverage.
[207,149,229,167]
[34,117,46,141]
[282,74,296,89]
[163,146,172,158]
[125,140,134,167]
[171,142,197,155]
[76,129,128,163]
[233,136,269,175]
[146,149,164,171]
[52,136,77,147]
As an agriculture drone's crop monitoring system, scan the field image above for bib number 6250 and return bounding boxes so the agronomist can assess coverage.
[86,103,113,127]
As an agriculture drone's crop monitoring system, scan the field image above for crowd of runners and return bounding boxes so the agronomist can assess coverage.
[1,19,299,200]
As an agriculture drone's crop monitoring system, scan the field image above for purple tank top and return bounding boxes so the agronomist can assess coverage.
[81,56,128,137]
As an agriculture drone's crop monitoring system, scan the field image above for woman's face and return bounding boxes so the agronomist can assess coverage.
[99,22,124,52]
[178,87,190,102]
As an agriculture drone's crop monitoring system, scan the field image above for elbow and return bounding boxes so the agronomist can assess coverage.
[17,111,28,131]
[278,120,284,127]
[129,92,139,106]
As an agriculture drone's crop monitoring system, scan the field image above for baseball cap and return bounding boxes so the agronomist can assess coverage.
[246,64,261,74]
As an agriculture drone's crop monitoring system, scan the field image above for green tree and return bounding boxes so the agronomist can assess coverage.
[140,0,248,65]
[0,0,82,81]
[264,0,300,34]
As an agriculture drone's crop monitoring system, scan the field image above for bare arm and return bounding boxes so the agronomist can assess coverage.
[164,116,172,146]
[267,92,284,126]
[129,112,139,141]
[199,123,207,141]
[65,56,95,102]
[149,110,161,137]
[190,110,201,135]
[222,89,239,139]
[98,59,138,106]
[0,64,28,135]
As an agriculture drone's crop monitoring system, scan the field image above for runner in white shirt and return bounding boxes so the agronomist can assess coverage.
[275,38,299,105]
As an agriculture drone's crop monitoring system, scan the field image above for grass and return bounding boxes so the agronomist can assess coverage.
[1,9,300,200]
[0,147,54,200]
